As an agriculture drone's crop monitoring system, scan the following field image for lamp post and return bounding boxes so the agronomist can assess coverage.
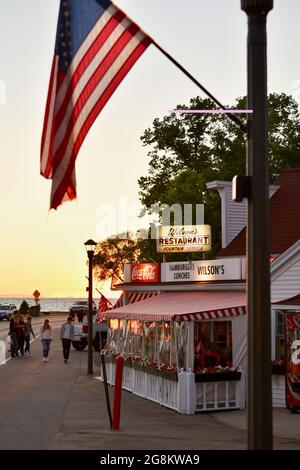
[241,0,273,450]
[84,239,97,375]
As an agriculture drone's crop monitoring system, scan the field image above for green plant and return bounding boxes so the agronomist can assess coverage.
[19,300,29,316]
[29,304,41,317]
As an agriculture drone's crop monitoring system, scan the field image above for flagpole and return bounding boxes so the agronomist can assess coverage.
[153,42,246,133]
[95,288,114,308]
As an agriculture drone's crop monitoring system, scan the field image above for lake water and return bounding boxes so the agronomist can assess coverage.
[0,297,109,312]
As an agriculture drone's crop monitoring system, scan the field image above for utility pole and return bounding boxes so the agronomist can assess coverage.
[87,249,94,375]
[84,239,97,375]
[241,0,274,450]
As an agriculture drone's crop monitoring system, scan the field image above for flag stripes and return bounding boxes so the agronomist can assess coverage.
[41,0,152,209]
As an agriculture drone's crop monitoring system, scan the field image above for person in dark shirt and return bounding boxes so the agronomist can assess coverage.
[17,315,26,357]
[9,311,20,358]
[24,316,35,356]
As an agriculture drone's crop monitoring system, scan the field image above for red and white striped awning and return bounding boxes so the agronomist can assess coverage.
[113,291,158,309]
[105,291,246,321]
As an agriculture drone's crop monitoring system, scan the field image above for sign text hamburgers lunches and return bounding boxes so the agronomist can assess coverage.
[156,225,211,253]
[161,258,243,282]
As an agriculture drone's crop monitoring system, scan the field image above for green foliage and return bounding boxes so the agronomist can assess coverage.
[93,93,300,278]
[19,300,29,316]
[29,304,40,317]
[138,93,300,257]
[92,235,141,281]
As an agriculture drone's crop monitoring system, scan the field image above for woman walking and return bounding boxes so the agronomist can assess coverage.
[40,319,52,362]
[24,316,36,356]
[18,315,26,357]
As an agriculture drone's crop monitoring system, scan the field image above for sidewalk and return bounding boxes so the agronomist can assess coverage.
[0,327,299,450]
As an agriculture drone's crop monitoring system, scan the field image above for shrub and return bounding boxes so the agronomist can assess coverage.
[19,300,29,316]
[29,304,41,317]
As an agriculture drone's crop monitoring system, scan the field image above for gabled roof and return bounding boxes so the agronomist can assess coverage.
[219,168,300,257]
[275,293,300,306]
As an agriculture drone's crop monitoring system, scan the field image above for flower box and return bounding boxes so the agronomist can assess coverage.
[132,362,145,373]
[195,371,241,383]
[271,364,285,375]
[103,354,116,364]
[144,365,159,377]
[124,357,133,367]
[159,370,178,382]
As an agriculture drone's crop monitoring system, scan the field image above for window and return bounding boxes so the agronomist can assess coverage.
[194,320,232,370]
[143,321,156,362]
[275,310,285,360]
[157,321,174,366]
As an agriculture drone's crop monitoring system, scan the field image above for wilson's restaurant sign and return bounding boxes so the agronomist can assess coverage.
[156,225,211,253]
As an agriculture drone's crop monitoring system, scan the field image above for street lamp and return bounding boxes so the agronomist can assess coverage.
[84,239,97,375]
[241,0,274,450]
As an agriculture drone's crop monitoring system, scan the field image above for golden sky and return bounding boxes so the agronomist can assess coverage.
[0,0,299,297]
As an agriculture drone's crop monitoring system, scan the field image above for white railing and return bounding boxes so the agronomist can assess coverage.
[160,376,178,410]
[122,364,133,391]
[195,372,245,412]
[100,359,245,414]
[101,358,116,386]
[145,372,160,403]
[132,368,146,397]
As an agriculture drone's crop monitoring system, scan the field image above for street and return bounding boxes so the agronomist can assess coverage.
[0,320,299,450]
[0,316,65,363]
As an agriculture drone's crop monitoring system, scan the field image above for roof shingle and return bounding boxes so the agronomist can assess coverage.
[219,168,300,257]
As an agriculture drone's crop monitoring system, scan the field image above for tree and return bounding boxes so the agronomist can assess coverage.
[19,300,29,316]
[92,235,141,281]
[138,93,300,256]
[93,93,300,276]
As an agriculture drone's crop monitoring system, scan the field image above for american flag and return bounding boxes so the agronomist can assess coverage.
[98,293,109,312]
[41,0,152,209]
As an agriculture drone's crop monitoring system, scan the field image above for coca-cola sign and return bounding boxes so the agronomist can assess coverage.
[131,263,160,283]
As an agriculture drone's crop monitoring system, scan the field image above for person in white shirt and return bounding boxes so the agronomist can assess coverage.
[60,316,75,363]
[40,319,52,362]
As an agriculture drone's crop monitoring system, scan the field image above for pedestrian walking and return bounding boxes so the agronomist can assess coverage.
[18,315,26,357]
[40,319,52,362]
[60,316,75,363]
[24,316,36,356]
[77,311,84,323]
[9,311,20,358]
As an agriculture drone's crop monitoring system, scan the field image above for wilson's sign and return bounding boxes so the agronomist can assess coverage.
[157,225,211,253]
[161,258,242,282]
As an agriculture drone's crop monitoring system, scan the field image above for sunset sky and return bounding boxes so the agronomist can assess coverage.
[0,0,299,298]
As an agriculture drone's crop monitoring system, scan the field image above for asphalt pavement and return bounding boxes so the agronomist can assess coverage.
[0,322,299,450]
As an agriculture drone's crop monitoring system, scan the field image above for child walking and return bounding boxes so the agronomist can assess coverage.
[24,316,36,356]
[40,319,52,362]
